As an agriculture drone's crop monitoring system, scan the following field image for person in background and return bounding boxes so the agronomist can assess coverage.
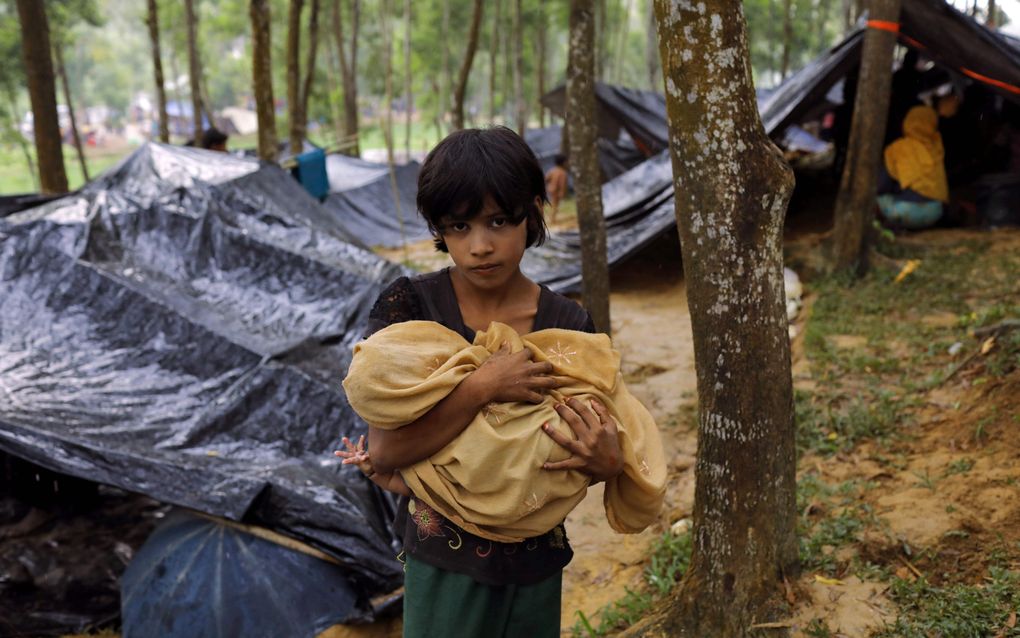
[544,154,569,225]
[200,127,229,152]
[877,105,948,229]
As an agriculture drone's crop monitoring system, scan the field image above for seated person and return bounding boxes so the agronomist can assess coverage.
[878,105,948,229]
[544,154,569,224]
[199,127,229,152]
[340,320,666,543]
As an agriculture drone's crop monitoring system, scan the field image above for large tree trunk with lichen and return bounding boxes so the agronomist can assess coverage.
[184,0,203,140]
[16,0,68,194]
[450,0,483,130]
[624,2,798,636]
[333,0,360,156]
[146,0,169,143]
[567,0,611,336]
[53,43,88,183]
[829,0,901,274]
[250,0,278,161]
[287,0,304,154]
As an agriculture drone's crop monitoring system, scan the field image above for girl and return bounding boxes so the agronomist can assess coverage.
[340,127,628,637]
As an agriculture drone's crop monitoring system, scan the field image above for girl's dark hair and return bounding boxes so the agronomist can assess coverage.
[416,126,549,252]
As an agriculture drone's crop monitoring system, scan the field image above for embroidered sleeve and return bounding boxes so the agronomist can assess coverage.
[365,277,423,337]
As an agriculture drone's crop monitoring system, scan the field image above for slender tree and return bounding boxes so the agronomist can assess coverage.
[780,0,793,79]
[286,0,304,153]
[512,0,525,134]
[624,2,798,635]
[146,0,169,142]
[297,0,321,150]
[988,0,997,26]
[333,0,360,156]
[646,0,660,89]
[324,13,345,141]
[184,0,203,140]
[567,0,611,335]
[488,0,501,122]
[440,0,450,131]
[829,0,902,273]
[53,42,88,182]
[250,0,278,161]
[536,2,547,128]
[450,0,483,130]
[403,0,412,158]
[612,0,635,83]
[815,0,834,54]
[14,0,67,194]
[379,0,408,256]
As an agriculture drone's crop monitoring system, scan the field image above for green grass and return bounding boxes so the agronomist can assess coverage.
[570,530,692,637]
[0,142,133,194]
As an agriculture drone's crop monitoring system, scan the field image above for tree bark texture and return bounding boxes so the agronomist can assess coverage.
[286,0,304,154]
[451,0,483,131]
[250,0,278,162]
[440,0,450,129]
[829,0,902,274]
[626,1,799,635]
[333,0,360,156]
[146,0,169,143]
[512,0,526,134]
[567,0,611,336]
[324,12,345,141]
[15,0,67,194]
[184,0,203,139]
[298,0,320,150]
[54,43,88,183]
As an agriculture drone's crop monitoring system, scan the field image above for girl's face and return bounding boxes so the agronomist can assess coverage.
[440,195,529,290]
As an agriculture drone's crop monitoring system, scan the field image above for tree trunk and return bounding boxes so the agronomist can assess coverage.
[536,2,547,128]
[829,0,902,274]
[380,0,408,255]
[53,43,88,183]
[299,0,320,149]
[403,0,412,159]
[646,0,660,90]
[440,0,450,130]
[567,0,611,336]
[15,0,67,194]
[250,0,278,162]
[988,0,997,26]
[612,0,634,83]
[324,10,345,141]
[488,0,500,122]
[624,2,798,635]
[512,0,526,134]
[780,0,793,79]
[450,0,483,131]
[287,0,305,154]
[596,0,608,81]
[146,0,169,143]
[334,0,360,156]
[184,0,203,140]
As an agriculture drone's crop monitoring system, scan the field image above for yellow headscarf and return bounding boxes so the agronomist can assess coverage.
[342,321,667,542]
[883,105,948,202]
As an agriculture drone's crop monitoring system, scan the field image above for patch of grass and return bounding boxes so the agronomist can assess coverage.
[570,530,692,637]
[795,389,906,456]
[797,476,876,576]
[875,568,1020,638]
[943,458,975,477]
[804,618,835,638]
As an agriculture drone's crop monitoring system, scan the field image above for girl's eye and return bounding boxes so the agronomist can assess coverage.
[490,216,508,228]
[449,222,469,233]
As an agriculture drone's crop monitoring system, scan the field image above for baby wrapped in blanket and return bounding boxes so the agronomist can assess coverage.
[342,320,666,543]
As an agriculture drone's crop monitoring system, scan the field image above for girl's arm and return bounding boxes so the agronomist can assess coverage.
[368,342,557,474]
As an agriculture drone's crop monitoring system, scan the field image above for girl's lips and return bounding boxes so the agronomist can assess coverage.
[472,264,500,273]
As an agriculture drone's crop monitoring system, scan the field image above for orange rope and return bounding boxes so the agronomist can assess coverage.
[864,19,1020,96]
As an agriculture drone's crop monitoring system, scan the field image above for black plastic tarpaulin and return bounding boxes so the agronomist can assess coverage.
[525,124,648,182]
[540,83,670,156]
[0,143,409,616]
[322,155,431,248]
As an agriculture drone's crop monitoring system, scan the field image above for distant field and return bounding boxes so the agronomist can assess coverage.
[0,142,135,194]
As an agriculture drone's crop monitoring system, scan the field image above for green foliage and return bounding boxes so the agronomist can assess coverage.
[797,476,876,575]
[876,569,1020,638]
[570,529,692,637]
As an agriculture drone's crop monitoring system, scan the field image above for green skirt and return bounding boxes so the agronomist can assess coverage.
[403,555,562,638]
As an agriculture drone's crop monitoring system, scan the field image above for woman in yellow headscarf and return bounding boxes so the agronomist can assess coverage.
[878,104,948,229]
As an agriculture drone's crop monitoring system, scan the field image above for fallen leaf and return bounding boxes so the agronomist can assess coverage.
[814,574,844,586]
[1008,611,1016,628]
[894,259,921,284]
[980,337,996,355]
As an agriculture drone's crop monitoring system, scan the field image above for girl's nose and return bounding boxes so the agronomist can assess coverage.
[469,230,494,255]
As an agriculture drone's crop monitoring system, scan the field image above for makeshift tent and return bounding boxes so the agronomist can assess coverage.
[321,154,431,248]
[0,143,410,623]
[540,83,669,156]
[524,124,647,181]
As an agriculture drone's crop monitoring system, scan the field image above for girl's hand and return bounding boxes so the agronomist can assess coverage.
[472,341,558,404]
[334,435,376,477]
[541,397,624,482]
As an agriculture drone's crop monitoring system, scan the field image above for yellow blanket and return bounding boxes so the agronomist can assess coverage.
[342,321,667,542]
[884,105,948,202]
